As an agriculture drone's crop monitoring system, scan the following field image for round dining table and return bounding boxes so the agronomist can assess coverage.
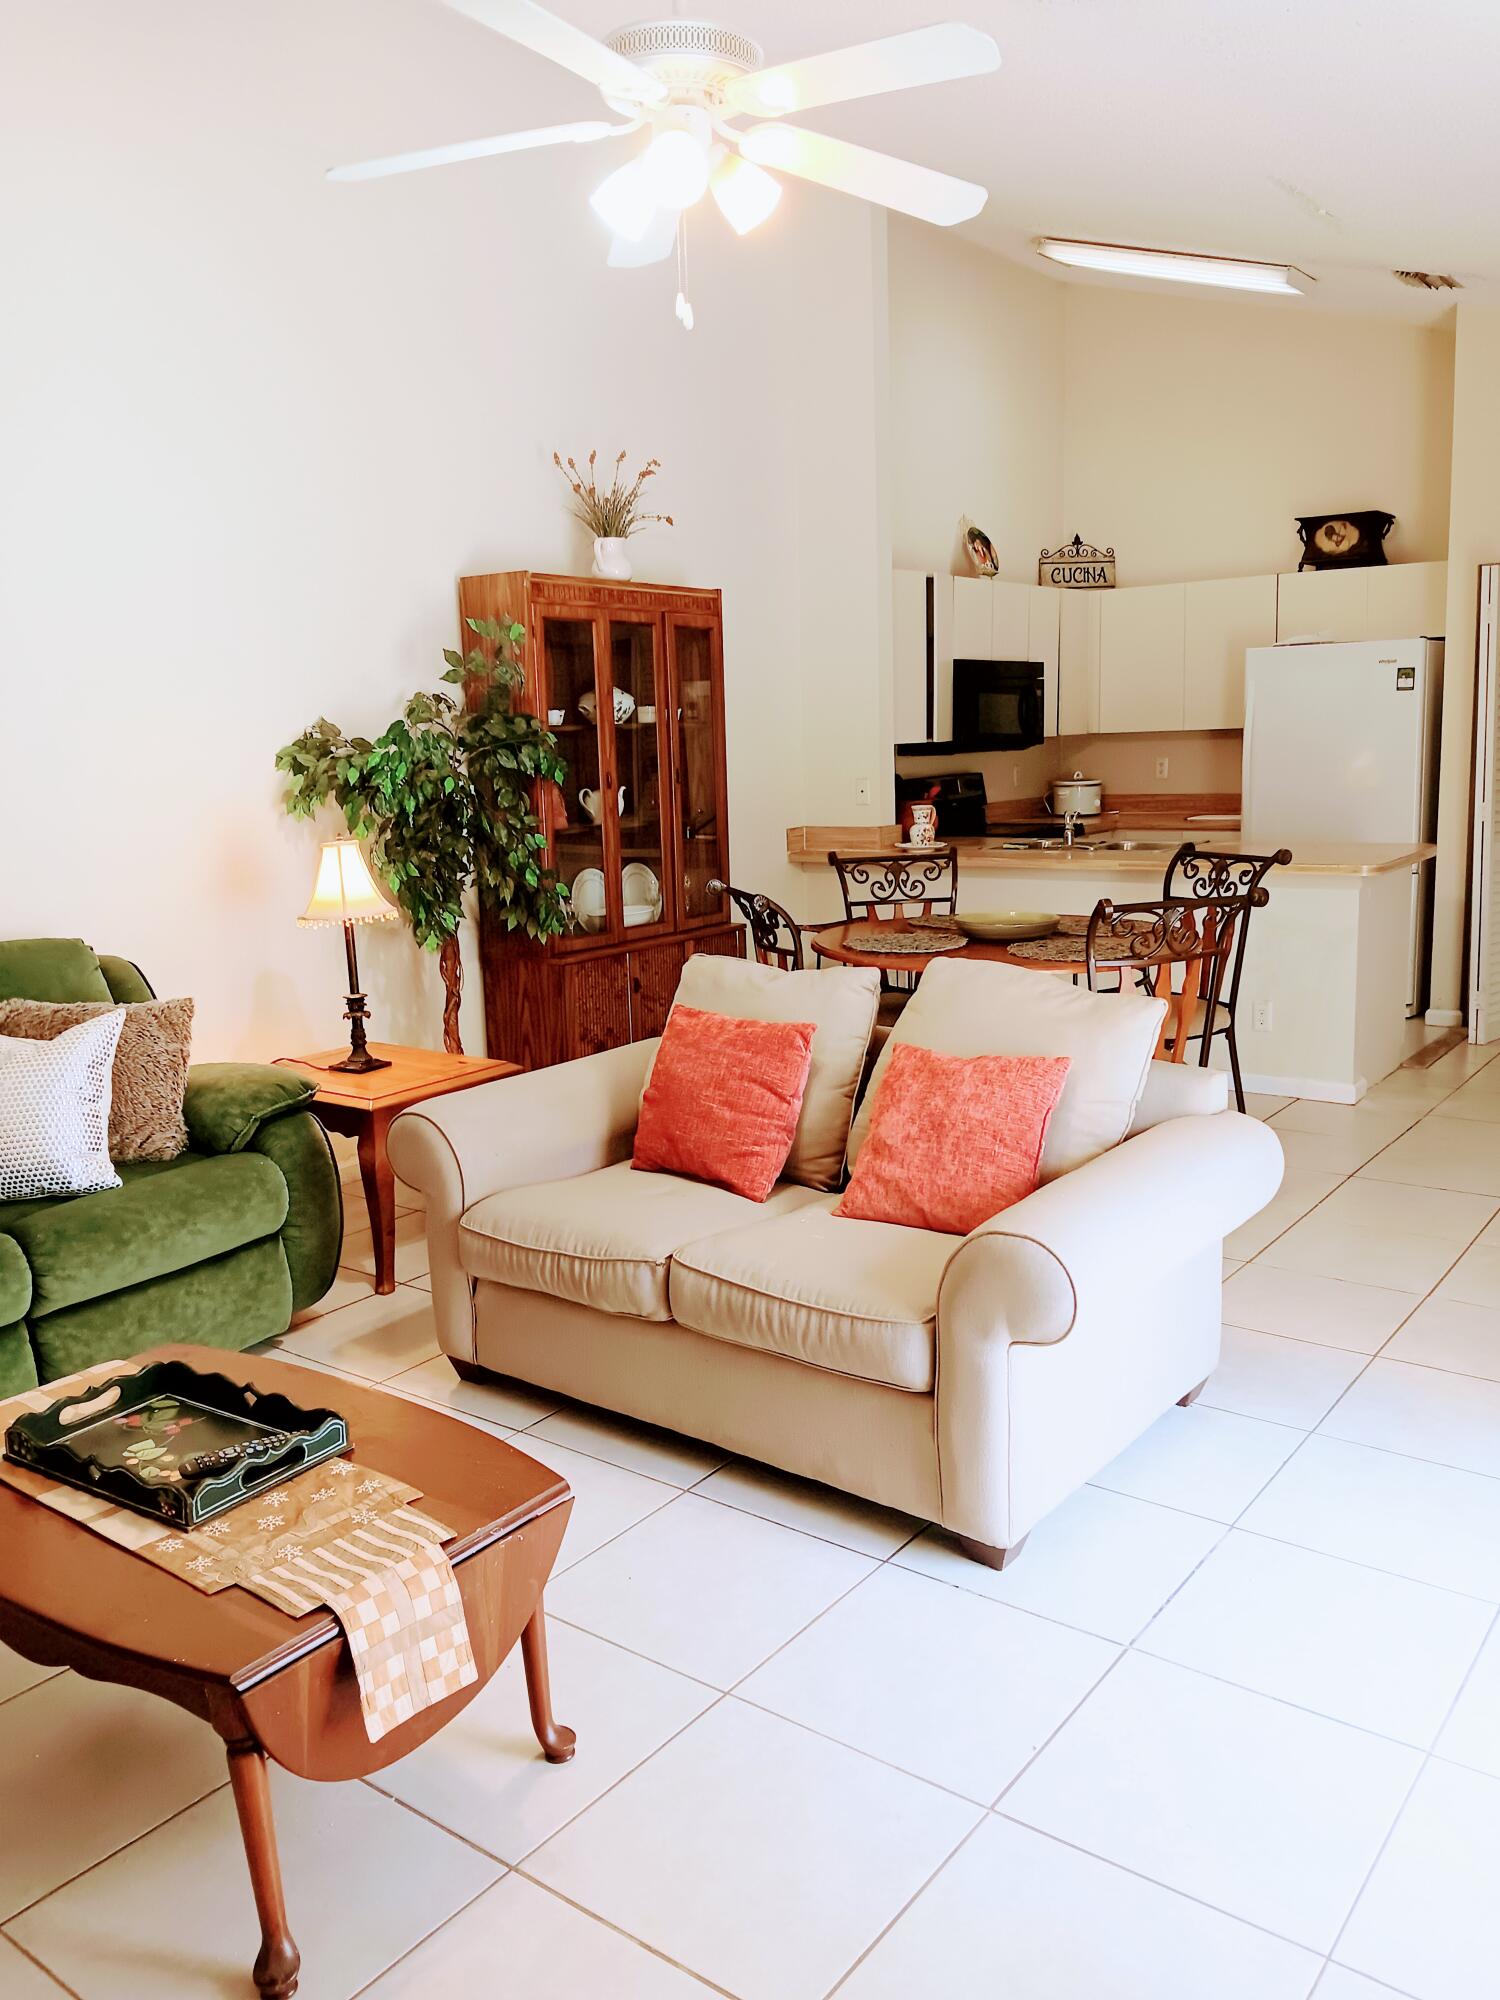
[808,916,1206,1063]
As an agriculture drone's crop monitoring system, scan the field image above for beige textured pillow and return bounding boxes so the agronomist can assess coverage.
[846,957,1165,1183]
[0,996,194,1162]
[648,955,880,1190]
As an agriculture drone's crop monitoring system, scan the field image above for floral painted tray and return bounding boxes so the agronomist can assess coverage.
[2,1360,348,1528]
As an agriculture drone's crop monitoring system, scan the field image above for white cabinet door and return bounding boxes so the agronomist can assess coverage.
[1276,568,1367,642]
[1184,575,1276,729]
[892,570,928,746]
[1028,586,1062,735]
[991,580,1031,659]
[951,575,993,660]
[1057,591,1100,735]
[1367,560,1448,639]
[931,574,954,741]
[1099,583,1186,732]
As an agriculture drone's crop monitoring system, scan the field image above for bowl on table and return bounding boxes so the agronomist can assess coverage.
[956,911,1060,943]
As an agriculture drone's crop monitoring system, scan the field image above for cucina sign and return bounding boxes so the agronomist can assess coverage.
[1039,535,1116,589]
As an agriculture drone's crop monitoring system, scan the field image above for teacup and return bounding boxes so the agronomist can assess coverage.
[579,785,626,825]
[547,708,566,726]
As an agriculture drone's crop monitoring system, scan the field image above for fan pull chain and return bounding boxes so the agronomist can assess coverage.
[674,213,695,331]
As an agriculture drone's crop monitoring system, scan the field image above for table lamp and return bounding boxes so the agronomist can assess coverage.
[298,840,398,1072]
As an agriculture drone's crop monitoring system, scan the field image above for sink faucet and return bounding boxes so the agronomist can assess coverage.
[1063,810,1082,848]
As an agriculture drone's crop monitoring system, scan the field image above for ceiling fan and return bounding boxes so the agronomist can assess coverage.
[330,3,1000,325]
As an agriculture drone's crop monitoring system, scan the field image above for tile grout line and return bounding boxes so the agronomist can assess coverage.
[0,1929,84,1999]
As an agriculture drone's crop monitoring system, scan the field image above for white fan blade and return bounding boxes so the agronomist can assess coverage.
[738,124,986,226]
[437,0,665,102]
[728,24,999,119]
[329,119,624,182]
[608,210,678,267]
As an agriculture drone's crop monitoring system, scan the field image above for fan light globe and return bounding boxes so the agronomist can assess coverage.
[590,157,658,241]
[640,128,710,209]
[710,153,782,235]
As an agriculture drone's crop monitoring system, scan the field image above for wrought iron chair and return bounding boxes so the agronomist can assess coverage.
[1086,892,1266,1097]
[828,849,960,1041]
[708,880,818,972]
[1160,843,1291,1109]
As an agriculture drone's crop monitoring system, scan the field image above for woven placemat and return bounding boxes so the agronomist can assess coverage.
[1007,920,1161,966]
[846,923,968,954]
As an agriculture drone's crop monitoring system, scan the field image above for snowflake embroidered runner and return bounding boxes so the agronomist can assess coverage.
[0,1360,478,1742]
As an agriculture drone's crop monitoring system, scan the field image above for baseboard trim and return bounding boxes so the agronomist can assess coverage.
[1425,1009,1465,1028]
[1238,1070,1361,1106]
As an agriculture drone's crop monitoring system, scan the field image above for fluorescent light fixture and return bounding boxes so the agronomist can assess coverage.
[710,153,782,235]
[1036,238,1311,295]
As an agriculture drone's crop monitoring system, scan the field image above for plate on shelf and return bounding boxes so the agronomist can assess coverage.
[956,911,1060,943]
[570,867,607,932]
[621,862,663,918]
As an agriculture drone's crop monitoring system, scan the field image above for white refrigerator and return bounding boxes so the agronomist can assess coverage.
[1243,638,1443,1016]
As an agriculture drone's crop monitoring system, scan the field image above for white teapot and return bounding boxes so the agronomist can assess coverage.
[579,785,625,825]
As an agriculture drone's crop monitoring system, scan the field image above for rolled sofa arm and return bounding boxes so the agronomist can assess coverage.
[184,1063,317,1155]
[387,1038,658,1362]
[934,1109,1283,1547]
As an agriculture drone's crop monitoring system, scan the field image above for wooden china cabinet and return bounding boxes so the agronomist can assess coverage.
[459,571,742,1069]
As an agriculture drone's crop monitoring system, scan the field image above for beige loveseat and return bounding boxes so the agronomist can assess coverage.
[388,985,1282,1567]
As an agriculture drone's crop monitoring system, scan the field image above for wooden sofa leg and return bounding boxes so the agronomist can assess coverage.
[1178,1378,1209,1407]
[954,1532,1028,1572]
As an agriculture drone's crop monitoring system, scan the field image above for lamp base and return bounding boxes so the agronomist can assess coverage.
[326,1047,392,1074]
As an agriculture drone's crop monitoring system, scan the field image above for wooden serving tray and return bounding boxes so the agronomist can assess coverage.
[3,1359,348,1528]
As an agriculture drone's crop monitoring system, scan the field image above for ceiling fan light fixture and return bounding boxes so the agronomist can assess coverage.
[590,157,659,241]
[640,126,711,209]
[1036,238,1311,296]
[710,152,782,235]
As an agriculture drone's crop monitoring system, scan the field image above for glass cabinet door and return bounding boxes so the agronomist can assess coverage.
[540,615,617,938]
[608,619,668,933]
[667,616,728,922]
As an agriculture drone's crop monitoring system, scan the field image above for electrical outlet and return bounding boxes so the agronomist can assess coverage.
[855,777,872,806]
[1155,757,1170,780]
[1011,764,1020,789]
[1253,1001,1273,1031]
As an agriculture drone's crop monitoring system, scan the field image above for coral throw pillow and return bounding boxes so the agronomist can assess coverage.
[633,1005,816,1202]
[837,1043,1072,1235]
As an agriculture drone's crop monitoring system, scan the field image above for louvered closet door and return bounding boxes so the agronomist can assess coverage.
[1470,566,1500,1041]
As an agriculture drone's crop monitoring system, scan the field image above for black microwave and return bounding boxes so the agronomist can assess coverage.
[951,658,1046,751]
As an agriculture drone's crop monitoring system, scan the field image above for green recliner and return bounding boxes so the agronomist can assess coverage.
[0,939,343,1392]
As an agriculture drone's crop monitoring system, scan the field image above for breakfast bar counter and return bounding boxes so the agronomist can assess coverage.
[784,827,1439,1103]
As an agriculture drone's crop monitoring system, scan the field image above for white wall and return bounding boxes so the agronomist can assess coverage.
[887,220,1064,582]
[0,0,888,1059]
[1060,288,1455,585]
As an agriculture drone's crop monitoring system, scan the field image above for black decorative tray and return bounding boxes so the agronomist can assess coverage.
[3,1360,349,1528]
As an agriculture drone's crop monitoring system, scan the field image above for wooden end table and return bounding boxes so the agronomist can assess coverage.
[274,1044,518,1293]
[0,1345,575,1999]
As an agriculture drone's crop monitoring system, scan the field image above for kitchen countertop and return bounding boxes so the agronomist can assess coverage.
[785,830,1437,878]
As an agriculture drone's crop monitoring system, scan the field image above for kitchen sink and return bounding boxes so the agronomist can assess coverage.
[1084,840,1178,852]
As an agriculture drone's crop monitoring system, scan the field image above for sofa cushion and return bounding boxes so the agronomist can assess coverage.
[0,939,114,1006]
[459,1161,821,1321]
[6,1150,289,1316]
[669,1198,957,1392]
[848,956,1166,1184]
[649,954,881,1190]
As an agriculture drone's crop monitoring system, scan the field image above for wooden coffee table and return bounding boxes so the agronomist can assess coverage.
[274,1044,518,1294]
[0,1345,574,1999]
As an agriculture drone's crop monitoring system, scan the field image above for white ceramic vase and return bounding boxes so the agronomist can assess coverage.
[592,536,632,581]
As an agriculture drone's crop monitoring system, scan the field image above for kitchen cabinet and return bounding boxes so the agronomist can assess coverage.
[1057,591,1100,734]
[893,570,954,746]
[1099,583,1186,732]
[1028,586,1062,736]
[1184,575,1277,729]
[1276,561,1447,643]
[458,570,742,1068]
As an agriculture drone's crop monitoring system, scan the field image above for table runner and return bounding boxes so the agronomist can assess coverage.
[0,1360,477,1742]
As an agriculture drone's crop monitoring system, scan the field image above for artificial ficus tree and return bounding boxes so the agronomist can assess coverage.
[276,617,569,1052]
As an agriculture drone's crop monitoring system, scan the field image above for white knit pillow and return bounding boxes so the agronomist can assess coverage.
[0,1011,125,1199]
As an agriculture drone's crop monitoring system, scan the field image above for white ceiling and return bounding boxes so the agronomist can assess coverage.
[394,0,1500,322]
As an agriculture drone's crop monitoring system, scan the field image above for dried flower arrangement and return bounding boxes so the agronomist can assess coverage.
[553,450,675,542]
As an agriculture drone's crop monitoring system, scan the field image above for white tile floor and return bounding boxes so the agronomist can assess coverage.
[8,1054,1500,1997]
